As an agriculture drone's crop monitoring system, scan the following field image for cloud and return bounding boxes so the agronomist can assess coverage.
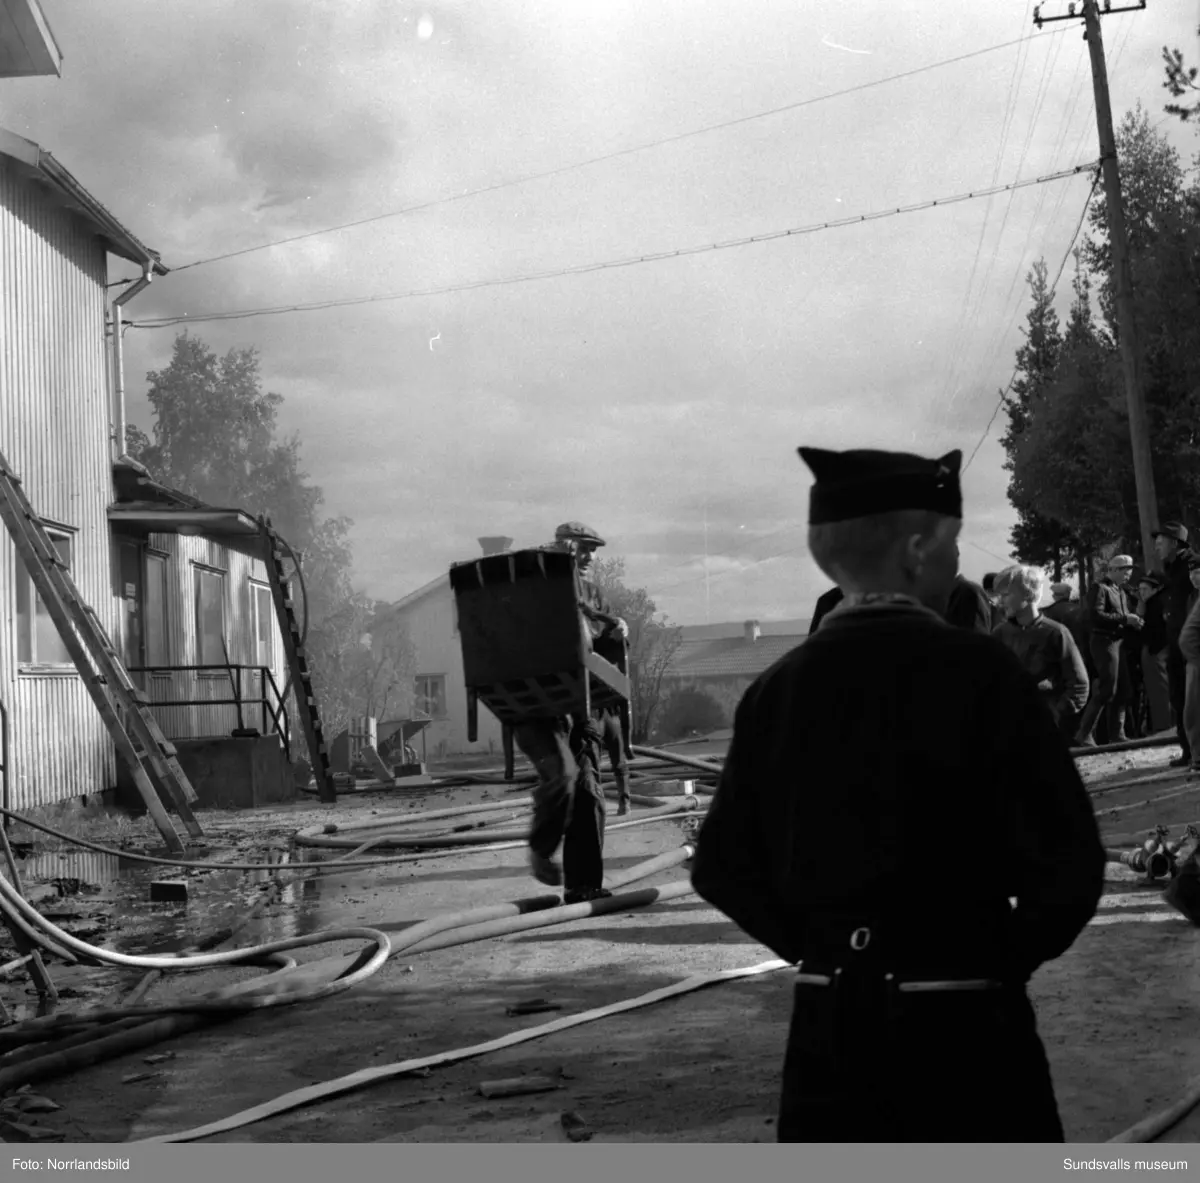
[7,0,1190,627]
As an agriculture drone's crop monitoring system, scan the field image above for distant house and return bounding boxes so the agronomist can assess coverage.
[658,620,804,733]
[0,124,293,810]
[379,537,512,759]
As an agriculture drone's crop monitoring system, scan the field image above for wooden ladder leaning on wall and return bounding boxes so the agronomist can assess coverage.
[0,447,202,855]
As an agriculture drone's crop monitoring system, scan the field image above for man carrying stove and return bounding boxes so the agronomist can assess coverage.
[514,521,629,903]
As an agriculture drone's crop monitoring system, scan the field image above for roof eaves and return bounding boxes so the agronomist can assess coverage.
[0,127,168,274]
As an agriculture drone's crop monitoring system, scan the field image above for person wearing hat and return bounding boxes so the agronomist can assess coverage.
[1073,555,1143,746]
[553,522,635,817]
[1178,555,1200,775]
[690,444,1103,1142]
[1134,572,1172,734]
[1154,522,1196,767]
[512,522,629,902]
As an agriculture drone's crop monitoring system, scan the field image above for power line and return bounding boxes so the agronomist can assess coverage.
[961,166,1101,474]
[130,162,1097,330]
[158,29,1070,276]
[949,26,1066,407]
[938,6,1037,409]
[970,13,1135,424]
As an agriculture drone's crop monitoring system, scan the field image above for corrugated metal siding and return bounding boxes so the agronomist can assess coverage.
[140,533,293,742]
[0,158,119,809]
[399,586,504,757]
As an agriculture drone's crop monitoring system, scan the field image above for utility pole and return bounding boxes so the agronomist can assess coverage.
[1033,0,1161,571]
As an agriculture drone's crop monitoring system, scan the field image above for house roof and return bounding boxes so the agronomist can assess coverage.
[107,505,263,537]
[111,459,205,509]
[386,574,450,616]
[0,0,61,78]
[0,127,167,273]
[666,634,803,679]
[677,618,809,642]
[108,460,262,538]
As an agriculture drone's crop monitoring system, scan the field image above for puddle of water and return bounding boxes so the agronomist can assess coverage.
[0,841,400,965]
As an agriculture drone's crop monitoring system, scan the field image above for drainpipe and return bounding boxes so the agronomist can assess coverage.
[111,262,155,462]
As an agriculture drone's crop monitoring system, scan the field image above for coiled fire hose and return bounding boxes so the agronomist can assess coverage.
[0,785,708,1097]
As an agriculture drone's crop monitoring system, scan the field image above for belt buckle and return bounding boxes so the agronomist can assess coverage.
[849,926,871,952]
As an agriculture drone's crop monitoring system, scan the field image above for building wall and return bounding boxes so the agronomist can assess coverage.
[397,582,504,758]
[136,532,293,744]
[0,159,120,809]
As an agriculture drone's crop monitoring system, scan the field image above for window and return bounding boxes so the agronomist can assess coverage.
[194,565,227,667]
[251,582,274,669]
[415,674,447,719]
[144,552,169,668]
[16,529,74,666]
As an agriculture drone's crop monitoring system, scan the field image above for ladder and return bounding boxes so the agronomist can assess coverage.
[259,518,335,803]
[0,451,202,854]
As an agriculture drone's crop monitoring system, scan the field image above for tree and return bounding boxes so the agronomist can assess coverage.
[590,556,682,743]
[1000,259,1076,580]
[657,686,727,742]
[307,597,417,739]
[1163,27,1200,123]
[1010,260,1128,548]
[126,331,410,750]
[1005,107,1200,572]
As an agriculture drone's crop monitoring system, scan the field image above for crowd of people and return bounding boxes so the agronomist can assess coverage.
[976,526,1200,772]
[809,524,1200,771]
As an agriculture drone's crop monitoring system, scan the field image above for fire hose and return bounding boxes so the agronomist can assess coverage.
[0,780,709,1113]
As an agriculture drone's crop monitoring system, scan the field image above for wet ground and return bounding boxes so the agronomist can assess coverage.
[1,738,1199,1143]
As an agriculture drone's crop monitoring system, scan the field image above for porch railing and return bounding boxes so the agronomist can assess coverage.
[127,665,291,749]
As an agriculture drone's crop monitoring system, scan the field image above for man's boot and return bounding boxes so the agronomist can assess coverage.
[615,773,631,816]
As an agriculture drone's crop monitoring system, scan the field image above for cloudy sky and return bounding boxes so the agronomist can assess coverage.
[5,0,1196,623]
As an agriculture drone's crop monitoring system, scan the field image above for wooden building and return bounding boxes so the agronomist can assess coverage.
[0,125,293,811]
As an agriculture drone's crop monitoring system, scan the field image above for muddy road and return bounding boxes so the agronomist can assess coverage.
[2,741,1199,1144]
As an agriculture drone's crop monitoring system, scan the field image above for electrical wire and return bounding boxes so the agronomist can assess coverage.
[938,5,1037,410]
[946,27,1067,413]
[962,10,1141,471]
[978,11,1135,385]
[129,163,1097,331]
[145,31,1069,279]
[962,165,1102,473]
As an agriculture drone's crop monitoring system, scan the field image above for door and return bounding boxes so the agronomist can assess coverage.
[117,539,145,687]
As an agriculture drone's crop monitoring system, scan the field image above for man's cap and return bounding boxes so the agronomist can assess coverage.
[1153,521,1189,544]
[1050,582,1072,599]
[1108,554,1134,570]
[1139,573,1165,590]
[981,572,999,592]
[797,447,963,525]
[554,521,606,547]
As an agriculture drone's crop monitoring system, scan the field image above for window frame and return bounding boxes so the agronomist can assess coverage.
[414,673,448,720]
[16,524,78,673]
[144,548,171,676]
[192,562,229,677]
[250,580,275,671]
